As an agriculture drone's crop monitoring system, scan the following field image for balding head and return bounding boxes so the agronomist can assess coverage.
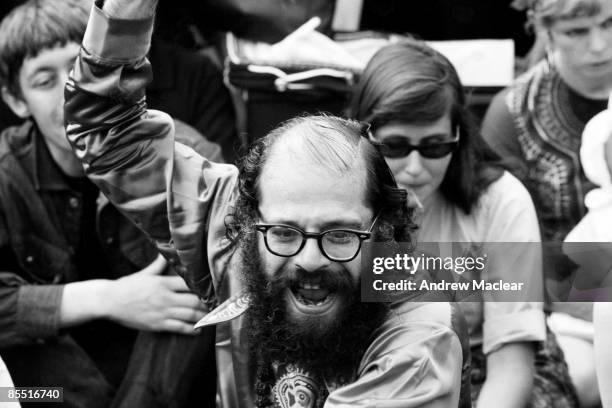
[227,114,412,245]
[265,115,368,174]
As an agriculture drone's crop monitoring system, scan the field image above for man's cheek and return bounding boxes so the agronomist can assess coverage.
[51,105,65,127]
[258,242,287,281]
[345,259,362,286]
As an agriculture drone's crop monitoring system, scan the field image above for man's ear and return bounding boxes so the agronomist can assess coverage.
[1,86,31,118]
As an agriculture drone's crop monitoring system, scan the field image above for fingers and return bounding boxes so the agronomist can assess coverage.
[159,319,199,335]
[167,306,206,324]
[162,275,191,292]
[166,292,207,312]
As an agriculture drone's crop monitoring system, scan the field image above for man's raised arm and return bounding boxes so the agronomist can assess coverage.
[65,0,238,301]
[65,0,169,241]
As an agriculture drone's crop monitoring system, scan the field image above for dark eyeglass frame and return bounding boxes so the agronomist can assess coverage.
[376,126,461,159]
[254,214,379,262]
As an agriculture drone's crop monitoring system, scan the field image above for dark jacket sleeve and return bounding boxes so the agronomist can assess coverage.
[0,215,63,347]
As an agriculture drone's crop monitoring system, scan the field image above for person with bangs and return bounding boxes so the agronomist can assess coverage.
[0,1,221,406]
[349,39,578,407]
[482,0,612,406]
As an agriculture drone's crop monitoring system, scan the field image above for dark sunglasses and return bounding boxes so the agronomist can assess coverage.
[376,127,460,159]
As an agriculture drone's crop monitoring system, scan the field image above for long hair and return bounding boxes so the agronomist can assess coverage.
[348,39,504,214]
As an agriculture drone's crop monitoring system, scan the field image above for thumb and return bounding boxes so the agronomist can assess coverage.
[138,254,168,275]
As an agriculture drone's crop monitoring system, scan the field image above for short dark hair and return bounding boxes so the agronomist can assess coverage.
[0,0,89,96]
[348,39,504,214]
[227,114,414,246]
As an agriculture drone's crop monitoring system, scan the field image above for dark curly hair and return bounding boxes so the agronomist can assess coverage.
[226,114,414,247]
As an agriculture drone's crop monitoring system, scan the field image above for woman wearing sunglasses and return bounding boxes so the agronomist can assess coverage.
[349,39,577,407]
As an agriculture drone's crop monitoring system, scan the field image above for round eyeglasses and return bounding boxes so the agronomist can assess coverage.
[377,126,460,159]
[254,215,379,262]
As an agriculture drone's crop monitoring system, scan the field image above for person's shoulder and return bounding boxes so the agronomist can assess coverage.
[364,302,464,362]
[387,301,456,331]
[487,61,543,109]
[480,171,532,209]
[487,62,548,114]
[476,172,540,240]
[482,87,517,147]
[0,121,34,164]
[511,59,549,90]
[488,61,548,117]
[486,171,529,194]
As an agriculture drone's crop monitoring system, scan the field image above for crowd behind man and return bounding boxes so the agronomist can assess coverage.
[1,0,612,407]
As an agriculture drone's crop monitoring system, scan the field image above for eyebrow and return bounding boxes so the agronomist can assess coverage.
[263,218,365,231]
[318,220,365,230]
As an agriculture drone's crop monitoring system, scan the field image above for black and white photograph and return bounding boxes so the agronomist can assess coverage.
[1,0,611,407]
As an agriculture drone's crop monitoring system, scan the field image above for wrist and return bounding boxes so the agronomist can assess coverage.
[95,279,117,320]
[59,279,115,328]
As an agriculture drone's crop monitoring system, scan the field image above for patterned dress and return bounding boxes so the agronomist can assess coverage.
[484,60,605,243]
[481,59,609,408]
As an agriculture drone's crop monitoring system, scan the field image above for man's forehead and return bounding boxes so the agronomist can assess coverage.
[258,142,371,225]
[261,134,367,184]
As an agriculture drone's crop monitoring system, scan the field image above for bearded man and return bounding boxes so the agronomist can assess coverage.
[65,0,469,406]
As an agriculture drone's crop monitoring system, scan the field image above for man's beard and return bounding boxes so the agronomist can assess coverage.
[240,231,389,387]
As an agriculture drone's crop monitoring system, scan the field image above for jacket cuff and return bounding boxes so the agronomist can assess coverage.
[82,3,154,62]
[16,285,64,340]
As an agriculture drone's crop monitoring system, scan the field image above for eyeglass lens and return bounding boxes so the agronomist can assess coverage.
[265,226,361,260]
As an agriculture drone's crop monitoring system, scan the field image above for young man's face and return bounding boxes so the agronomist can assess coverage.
[7,42,79,155]
[255,148,374,333]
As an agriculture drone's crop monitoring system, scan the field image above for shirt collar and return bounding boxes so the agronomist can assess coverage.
[30,125,71,192]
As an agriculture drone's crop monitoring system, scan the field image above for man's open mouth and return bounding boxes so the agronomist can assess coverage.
[288,278,337,310]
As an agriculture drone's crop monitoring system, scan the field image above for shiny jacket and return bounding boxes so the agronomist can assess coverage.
[65,5,470,407]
